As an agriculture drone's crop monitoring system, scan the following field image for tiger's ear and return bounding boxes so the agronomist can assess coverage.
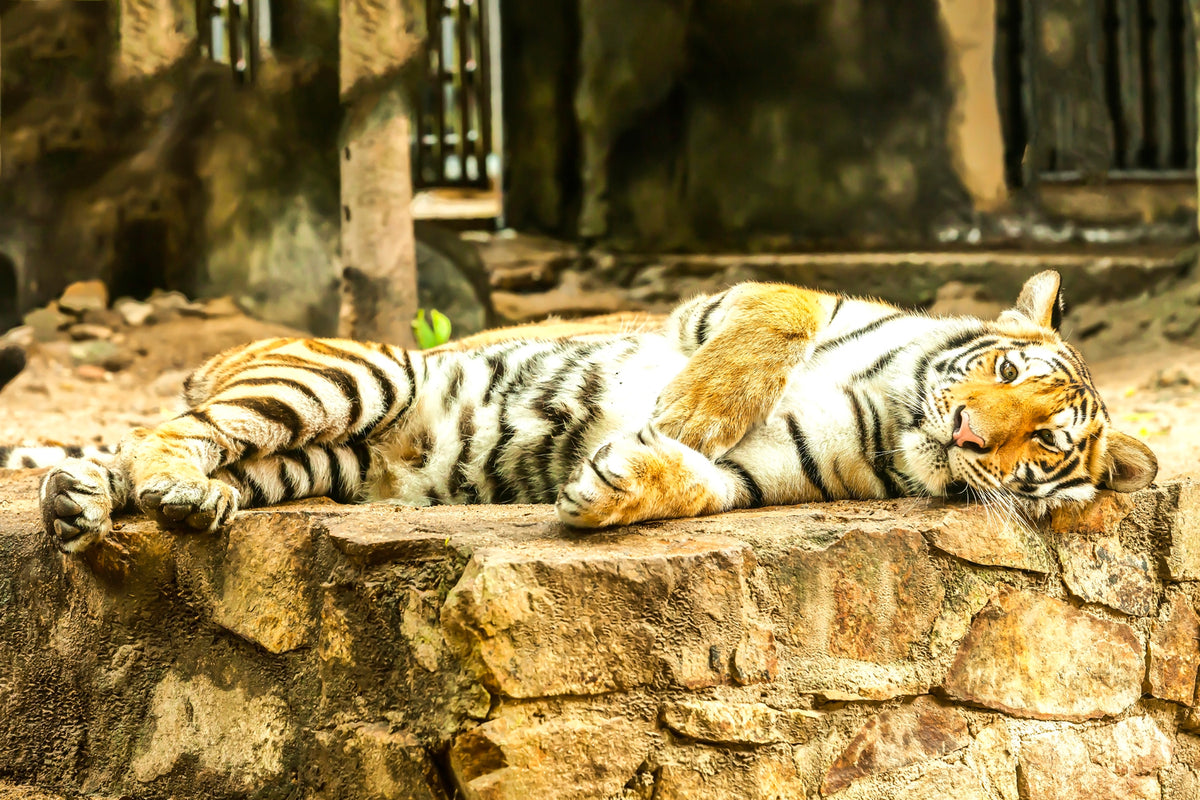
[1101,431,1158,492]
[1000,270,1064,331]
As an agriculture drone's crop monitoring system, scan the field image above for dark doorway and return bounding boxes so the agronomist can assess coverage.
[0,252,18,333]
[111,219,170,300]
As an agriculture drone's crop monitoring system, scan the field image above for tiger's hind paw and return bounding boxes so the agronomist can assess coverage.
[556,427,724,529]
[40,459,116,552]
[136,473,239,533]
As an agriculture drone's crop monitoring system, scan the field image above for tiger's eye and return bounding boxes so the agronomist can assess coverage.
[1034,430,1056,447]
[999,359,1019,382]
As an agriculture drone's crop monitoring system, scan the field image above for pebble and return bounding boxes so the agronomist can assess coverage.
[23,306,71,342]
[76,364,111,382]
[114,298,155,327]
[67,323,114,341]
[58,280,109,314]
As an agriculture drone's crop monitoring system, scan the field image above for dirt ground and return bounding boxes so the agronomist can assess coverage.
[0,307,1197,483]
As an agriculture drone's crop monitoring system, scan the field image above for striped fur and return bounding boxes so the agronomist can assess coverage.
[36,271,1157,552]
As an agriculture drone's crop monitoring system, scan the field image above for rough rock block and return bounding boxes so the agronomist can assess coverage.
[1057,536,1156,616]
[1148,591,1200,705]
[1164,480,1200,580]
[942,588,1143,720]
[654,745,812,800]
[176,510,321,654]
[821,696,969,794]
[660,699,821,745]
[1018,717,1173,800]
[770,526,944,699]
[441,534,770,697]
[449,704,652,800]
[921,506,1051,571]
[309,724,446,800]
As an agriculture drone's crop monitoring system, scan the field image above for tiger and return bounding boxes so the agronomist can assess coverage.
[35,270,1157,554]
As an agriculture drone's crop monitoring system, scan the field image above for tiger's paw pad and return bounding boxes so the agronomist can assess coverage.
[556,431,662,528]
[40,459,115,553]
[136,475,239,533]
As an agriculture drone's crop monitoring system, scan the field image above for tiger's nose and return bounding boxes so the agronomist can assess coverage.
[952,406,988,452]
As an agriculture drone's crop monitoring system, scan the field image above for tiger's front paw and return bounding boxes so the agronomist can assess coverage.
[40,459,116,552]
[652,363,785,459]
[556,428,723,529]
[136,473,239,533]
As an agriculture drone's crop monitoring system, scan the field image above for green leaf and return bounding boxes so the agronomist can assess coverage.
[411,308,453,349]
[430,309,452,345]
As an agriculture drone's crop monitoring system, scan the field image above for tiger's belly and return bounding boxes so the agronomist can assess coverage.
[365,334,688,505]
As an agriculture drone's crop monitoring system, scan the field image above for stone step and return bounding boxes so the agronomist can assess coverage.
[0,469,1197,799]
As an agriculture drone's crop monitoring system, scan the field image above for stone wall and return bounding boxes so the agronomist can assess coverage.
[2,469,1200,798]
[503,0,979,250]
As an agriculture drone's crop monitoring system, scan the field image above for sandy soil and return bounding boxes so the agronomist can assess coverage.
[0,312,1197,482]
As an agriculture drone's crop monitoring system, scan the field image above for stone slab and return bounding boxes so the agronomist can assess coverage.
[921,505,1052,572]
[942,588,1143,721]
[1018,717,1173,800]
[1148,592,1200,705]
[1057,536,1157,617]
[660,699,821,745]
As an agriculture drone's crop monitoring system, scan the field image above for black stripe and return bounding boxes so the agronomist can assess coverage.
[1052,475,1092,492]
[306,341,397,437]
[65,445,83,458]
[220,396,306,447]
[695,294,726,347]
[717,457,763,507]
[1043,452,1081,483]
[785,415,830,500]
[811,312,903,358]
[850,346,907,382]
[448,406,476,501]
[223,376,328,419]
[278,457,301,500]
[828,296,844,325]
[482,351,509,406]
[350,442,373,486]
[21,455,36,469]
[292,448,318,494]
[226,464,265,507]
[444,362,465,413]
[327,447,350,502]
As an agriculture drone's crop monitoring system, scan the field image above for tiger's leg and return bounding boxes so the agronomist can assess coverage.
[42,338,419,546]
[652,283,840,457]
[556,426,761,528]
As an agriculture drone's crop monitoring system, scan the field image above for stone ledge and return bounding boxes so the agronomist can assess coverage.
[0,470,1198,799]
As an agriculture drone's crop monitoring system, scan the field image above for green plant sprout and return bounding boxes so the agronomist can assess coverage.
[412,308,452,349]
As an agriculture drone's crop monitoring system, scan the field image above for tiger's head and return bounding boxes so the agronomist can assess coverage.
[898,270,1157,514]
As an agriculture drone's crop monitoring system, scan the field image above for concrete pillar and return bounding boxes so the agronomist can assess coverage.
[937,0,1008,212]
[337,0,423,347]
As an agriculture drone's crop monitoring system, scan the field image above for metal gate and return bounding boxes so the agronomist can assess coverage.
[413,0,498,190]
[997,0,1196,185]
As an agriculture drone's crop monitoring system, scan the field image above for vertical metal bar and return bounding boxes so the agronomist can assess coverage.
[455,0,472,184]
[1019,0,1038,187]
[246,0,259,82]
[1185,0,1197,168]
[1116,0,1144,166]
[228,0,243,83]
[479,0,496,187]
[432,0,447,183]
[1151,0,1172,167]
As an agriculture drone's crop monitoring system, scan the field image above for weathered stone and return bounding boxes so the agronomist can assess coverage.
[971,721,1019,800]
[325,515,454,565]
[114,297,154,327]
[821,696,969,794]
[68,339,132,371]
[147,289,191,320]
[654,745,812,800]
[1148,592,1200,705]
[1,325,36,349]
[1164,480,1200,580]
[441,535,766,697]
[449,706,650,800]
[770,526,944,700]
[920,505,1052,572]
[177,511,319,654]
[1018,717,1173,800]
[732,622,779,685]
[66,323,113,341]
[310,724,446,800]
[131,671,291,789]
[74,364,110,382]
[942,588,1143,721]
[889,761,991,800]
[660,700,821,745]
[57,280,108,314]
[1048,491,1137,535]
[22,306,70,342]
[1057,536,1157,617]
